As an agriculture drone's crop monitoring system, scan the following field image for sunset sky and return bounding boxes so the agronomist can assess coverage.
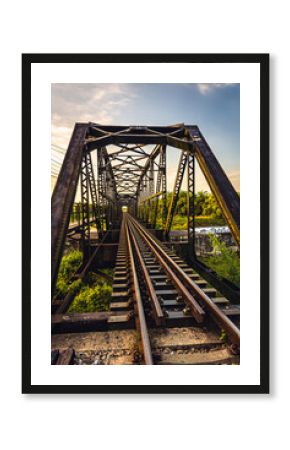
[51,83,240,194]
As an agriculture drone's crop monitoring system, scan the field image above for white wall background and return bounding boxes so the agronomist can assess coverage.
[0,1,287,449]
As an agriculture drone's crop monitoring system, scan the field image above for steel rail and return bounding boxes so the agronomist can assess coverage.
[123,215,153,365]
[127,219,165,326]
[128,214,240,346]
[127,215,205,324]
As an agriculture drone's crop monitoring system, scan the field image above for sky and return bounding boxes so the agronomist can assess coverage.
[51,83,240,194]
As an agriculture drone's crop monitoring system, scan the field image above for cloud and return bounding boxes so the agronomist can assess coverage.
[51,83,137,148]
[196,83,236,95]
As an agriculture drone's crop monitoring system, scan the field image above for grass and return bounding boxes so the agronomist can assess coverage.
[55,251,113,312]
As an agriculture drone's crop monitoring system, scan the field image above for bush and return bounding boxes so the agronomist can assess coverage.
[203,234,240,287]
[55,250,113,312]
[68,282,112,313]
[58,251,82,279]
[55,251,82,298]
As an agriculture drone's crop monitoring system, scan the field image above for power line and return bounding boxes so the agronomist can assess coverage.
[51,158,61,163]
[51,151,64,161]
[51,144,66,154]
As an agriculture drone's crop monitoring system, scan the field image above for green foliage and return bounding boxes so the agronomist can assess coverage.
[194,191,224,218]
[170,214,226,230]
[151,191,230,229]
[68,282,112,313]
[55,251,83,298]
[55,251,113,312]
[173,190,225,218]
[195,217,225,227]
[172,214,187,230]
[202,234,240,287]
[58,250,82,279]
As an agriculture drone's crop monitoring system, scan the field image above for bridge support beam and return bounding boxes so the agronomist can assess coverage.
[160,144,167,234]
[187,150,195,262]
[80,151,91,259]
[51,123,88,297]
[187,126,240,246]
[165,150,187,238]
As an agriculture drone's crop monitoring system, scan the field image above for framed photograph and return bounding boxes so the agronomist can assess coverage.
[22,53,269,394]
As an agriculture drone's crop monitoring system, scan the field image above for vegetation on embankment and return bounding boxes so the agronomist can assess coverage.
[55,250,83,299]
[55,250,113,313]
[199,234,240,287]
[148,191,229,230]
[68,271,112,313]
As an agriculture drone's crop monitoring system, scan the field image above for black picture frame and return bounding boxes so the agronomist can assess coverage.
[22,53,269,394]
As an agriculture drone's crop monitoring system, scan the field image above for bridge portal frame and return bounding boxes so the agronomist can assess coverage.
[51,123,240,298]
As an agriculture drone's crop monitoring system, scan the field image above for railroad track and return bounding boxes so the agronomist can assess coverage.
[108,213,240,365]
[52,213,240,365]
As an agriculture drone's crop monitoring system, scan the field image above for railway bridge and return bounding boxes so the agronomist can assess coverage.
[51,123,240,365]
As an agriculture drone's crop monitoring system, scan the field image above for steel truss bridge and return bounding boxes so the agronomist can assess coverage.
[51,123,240,365]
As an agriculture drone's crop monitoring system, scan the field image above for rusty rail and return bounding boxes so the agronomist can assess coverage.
[123,215,153,365]
[127,215,205,323]
[127,214,240,346]
[127,219,165,326]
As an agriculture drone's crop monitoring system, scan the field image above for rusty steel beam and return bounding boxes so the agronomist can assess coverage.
[187,150,195,259]
[51,123,88,297]
[80,152,91,257]
[87,134,167,150]
[186,125,240,246]
[88,124,185,137]
[139,191,162,203]
[135,144,161,195]
[88,153,103,237]
[165,150,187,237]
[160,145,167,230]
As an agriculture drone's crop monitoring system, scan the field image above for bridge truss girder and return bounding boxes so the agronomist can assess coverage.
[51,122,240,298]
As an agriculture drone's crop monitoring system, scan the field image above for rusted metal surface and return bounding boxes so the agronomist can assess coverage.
[127,220,165,326]
[124,215,153,365]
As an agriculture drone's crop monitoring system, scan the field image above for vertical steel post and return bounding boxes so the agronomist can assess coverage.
[152,157,162,229]
[165,150,188,238]
[160,145,167,233]
[148,158,154,225]
[97,148,105,231]
[51,123,87,297]
[80,152,91,259]
[87,150,103,238]
[187,150,195,261]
